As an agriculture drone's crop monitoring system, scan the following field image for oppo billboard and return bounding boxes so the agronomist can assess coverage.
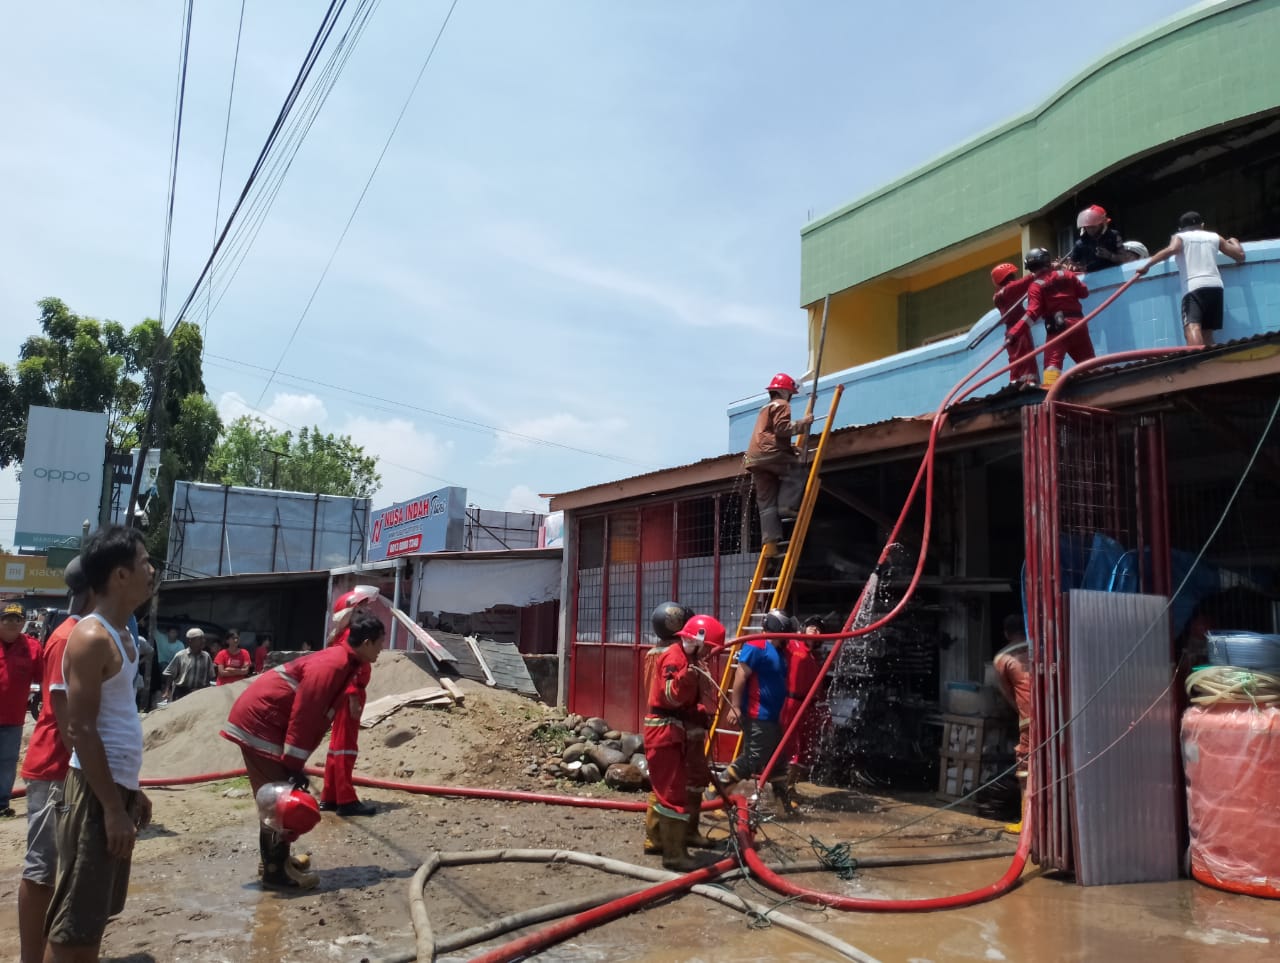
[15,405,109,550]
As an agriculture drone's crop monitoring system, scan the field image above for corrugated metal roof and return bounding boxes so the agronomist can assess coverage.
[547,330,1280,512]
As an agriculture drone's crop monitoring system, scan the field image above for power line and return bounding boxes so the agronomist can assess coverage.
[203,350,653,467]
[205,0,248,349]
[184,0,383,329]
[255,0,461,405]
[158,0,195,326]
[165,0,350,334]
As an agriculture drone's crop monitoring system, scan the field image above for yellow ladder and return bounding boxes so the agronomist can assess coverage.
[705,384,844,758]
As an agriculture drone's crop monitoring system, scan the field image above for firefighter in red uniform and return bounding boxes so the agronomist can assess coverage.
[991,263,1039,388]
[1016,247,1096,387]
[779,614,830,813]
[641,601,693,856]
[220,608,385,890]
[321,590,379,816]
[642,613,726,871]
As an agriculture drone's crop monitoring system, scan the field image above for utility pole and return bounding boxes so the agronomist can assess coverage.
[262,447,290,489]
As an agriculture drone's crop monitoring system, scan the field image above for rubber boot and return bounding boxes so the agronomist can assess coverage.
[783,764,806,815]
[261,830,319,891]
[658,815,699,872]
[643,793,662,855]
[685,791,716,849]
[1005,790,1026,835]
[1042,367,1060,388]
[770,780,794,818]
[759,506,784,545]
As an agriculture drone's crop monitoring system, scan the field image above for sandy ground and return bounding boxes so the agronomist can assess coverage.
[1,652,1278,961]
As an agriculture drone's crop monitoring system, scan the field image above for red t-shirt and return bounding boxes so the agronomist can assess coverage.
[214,647,252,685]
[20,619,75,781]
[253,645,268,674]
[0,631,41,727]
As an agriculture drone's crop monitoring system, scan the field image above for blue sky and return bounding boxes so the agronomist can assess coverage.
[1,0,1205,550]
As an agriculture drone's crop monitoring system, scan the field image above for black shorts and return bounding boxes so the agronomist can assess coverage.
[1182,287,1224,331]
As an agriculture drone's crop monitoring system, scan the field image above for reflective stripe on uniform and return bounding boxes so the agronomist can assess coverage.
[274,665,300,690]
[221,722,283,759]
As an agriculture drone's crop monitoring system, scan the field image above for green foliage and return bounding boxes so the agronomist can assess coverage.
[3,297,223,553]
[208,416,381,499]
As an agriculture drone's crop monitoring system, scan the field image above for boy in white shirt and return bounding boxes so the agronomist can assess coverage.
[1137,211,1246,347]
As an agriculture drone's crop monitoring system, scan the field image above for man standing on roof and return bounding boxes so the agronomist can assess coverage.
[46,526,154,962]
[1018,247,1096,387]
[990,263,1039,388]
[722,608,792,814]
[1,600,41,819]
[643,613,726,871]
[220,607,385,890]
[17,560,91,963]
[993,614,1032,834]
[1066,205,1134,273]
[1137,211,1246,347]
[744,374,813,546]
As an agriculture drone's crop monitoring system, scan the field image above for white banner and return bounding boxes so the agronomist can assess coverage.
[15,406,109,550]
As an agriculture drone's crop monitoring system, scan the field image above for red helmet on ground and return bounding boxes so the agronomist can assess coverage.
[676,614,727,650]
[766,373,799,395]
[990,263,1018,288]
[1077,205,1108,229]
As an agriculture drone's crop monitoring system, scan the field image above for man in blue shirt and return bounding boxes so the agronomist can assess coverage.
[722,609,792,813]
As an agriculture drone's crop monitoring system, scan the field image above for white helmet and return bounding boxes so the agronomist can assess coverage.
[1123,240,1149,259]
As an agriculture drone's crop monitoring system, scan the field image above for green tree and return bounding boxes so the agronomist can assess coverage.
[2,297,223,555]
[208,416,381,499]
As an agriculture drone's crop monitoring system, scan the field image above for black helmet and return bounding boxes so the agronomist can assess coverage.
[651,601,694,642]
[762,608,798,635]
[1024,248,1053,271]
[802,614,826,631]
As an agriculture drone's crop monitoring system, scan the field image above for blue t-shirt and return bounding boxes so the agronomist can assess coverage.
[738,639,787,722]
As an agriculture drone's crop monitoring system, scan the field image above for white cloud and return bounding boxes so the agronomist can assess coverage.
[486,411,629,466]
[216,391,329,431]
[502,485,547,514]
[487,221,779,333]
[339,414,454,507]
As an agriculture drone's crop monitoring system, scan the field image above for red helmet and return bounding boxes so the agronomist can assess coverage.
[766,373,799,395]
[333,585,378,615]
[1077,204,1108,229]
[257,783,322,839]
[676,614,727,650]
[990,263,1018,288]
[277,788,321,838]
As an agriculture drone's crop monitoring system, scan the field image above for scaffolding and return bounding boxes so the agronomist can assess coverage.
[166,481,371,579]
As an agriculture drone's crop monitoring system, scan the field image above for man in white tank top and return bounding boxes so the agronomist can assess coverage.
[1137,210,1246,347]
[46,525,155,962]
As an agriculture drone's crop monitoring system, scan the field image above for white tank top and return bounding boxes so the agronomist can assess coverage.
[1174,229,1223,293]
[69,613,144,790]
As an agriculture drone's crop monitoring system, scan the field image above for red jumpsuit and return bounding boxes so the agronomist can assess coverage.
[322,661,371,805]
[994,274,1038,385]
[779,639,826,768]
[220,643,361,791]
[1026,269,1095,374]
[642,643,703,822]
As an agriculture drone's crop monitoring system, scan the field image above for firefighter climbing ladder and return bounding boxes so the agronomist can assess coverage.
[705,383,844,759]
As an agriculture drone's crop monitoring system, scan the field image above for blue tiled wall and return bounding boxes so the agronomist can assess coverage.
[728,240,1280,452]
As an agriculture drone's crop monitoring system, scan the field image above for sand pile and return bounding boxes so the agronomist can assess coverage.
[139,650,559,786]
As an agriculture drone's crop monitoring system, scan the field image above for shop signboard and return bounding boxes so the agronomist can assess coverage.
[14,406,108,550]
[367,486,465,562]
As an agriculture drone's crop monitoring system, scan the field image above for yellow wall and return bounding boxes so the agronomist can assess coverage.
[810,232,1020,371]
